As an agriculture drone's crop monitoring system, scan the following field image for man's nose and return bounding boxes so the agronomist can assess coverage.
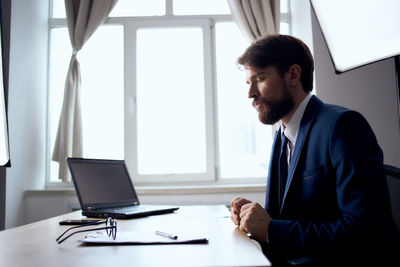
[248,84,258,99]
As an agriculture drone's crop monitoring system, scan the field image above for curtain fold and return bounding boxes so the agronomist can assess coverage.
[227,0,280,42]
[53,0,118,182]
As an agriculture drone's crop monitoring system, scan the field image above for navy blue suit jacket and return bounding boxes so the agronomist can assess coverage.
[265,95,399,260]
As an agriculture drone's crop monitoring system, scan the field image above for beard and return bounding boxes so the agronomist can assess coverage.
[254,88,294,125]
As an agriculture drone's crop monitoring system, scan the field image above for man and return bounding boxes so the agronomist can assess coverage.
[230,34,399,266]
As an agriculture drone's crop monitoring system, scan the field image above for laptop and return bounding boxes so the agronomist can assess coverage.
[67,157,179,219]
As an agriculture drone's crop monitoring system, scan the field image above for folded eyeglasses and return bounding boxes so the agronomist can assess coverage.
[56,217,117,244]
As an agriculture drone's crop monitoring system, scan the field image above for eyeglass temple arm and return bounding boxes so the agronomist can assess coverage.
[57,226,115,244]
[56,221,106,242]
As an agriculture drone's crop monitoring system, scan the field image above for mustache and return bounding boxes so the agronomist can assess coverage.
[252,99,257,108]
[252,97,270,109]
[252,97,260,108]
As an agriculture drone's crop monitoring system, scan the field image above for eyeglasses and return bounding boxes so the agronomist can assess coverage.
[56,217,117,244]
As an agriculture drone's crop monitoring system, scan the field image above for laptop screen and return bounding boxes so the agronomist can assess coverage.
[68,158,139,209]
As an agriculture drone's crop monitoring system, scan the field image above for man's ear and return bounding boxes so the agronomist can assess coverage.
[287,64,301,87]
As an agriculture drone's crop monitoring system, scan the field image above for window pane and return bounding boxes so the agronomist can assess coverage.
[48,26,124,182]
[137,27,207,175]
[173,0,230,15]
[280,22,290,34]
[281,0,289,13]
[215,22,273,179]
[51,0,66,18]
[110,0,165,17]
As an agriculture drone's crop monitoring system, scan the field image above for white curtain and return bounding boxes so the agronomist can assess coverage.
[52,0,118,182]
[227,0,280,42]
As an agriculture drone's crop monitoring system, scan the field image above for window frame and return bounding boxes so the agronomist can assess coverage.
[46,1,291,187]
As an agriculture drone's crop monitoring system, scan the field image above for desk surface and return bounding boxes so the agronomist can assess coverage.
[0,205,271,267]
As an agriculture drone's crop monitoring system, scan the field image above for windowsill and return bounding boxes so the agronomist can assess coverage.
[24,183,266,197]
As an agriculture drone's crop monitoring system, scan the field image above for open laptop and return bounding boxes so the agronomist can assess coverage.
[67,157,179,219]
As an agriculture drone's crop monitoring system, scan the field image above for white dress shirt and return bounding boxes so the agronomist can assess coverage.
[280,94,312,167]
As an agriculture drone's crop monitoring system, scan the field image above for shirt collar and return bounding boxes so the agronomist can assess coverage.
[280,94,312,145]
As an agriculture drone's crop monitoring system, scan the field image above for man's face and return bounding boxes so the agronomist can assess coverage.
[245,65,294,125]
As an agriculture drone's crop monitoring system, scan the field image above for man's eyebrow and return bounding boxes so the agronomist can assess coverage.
[250,71,266,79]
[248,71,267,81]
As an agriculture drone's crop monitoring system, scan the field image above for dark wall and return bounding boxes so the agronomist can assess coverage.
[0,0,11,231]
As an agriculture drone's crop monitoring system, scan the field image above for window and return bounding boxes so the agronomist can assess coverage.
[48,0,291,185]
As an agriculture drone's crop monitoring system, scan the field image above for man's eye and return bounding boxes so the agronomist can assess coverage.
[256,77,265,82]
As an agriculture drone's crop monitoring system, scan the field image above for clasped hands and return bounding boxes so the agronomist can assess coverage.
[230,197,272,243]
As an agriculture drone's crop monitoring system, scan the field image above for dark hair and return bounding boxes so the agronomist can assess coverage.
[237,34,314,92]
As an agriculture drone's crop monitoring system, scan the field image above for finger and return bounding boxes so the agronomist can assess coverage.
[238,214,249,232]
[230,197,242,207]
[238,203,261,223]
[239,202,252,211]
[231,213,240,225]
[239,202,256,218]
[230,200,242,215]
[230,198,243,211]
[230,203,241,225]
[239,208,250,221]
[231,206,240,215]
[241,202,264,213]
[239,223,247,232]
[231,198,252,211]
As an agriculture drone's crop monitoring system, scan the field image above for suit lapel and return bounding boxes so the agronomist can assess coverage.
[279,96,324,214]
[265,129,281,216]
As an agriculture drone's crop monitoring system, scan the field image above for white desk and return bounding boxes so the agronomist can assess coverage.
[0,205,271,267]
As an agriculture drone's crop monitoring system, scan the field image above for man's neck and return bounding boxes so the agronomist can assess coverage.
[281,91,309,127]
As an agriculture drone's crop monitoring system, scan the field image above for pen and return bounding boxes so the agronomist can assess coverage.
[155,230,178,240]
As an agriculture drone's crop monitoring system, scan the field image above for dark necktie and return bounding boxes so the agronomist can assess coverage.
[279,134,289,206]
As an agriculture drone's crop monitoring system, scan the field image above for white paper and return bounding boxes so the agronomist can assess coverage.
[80,230,208,245]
